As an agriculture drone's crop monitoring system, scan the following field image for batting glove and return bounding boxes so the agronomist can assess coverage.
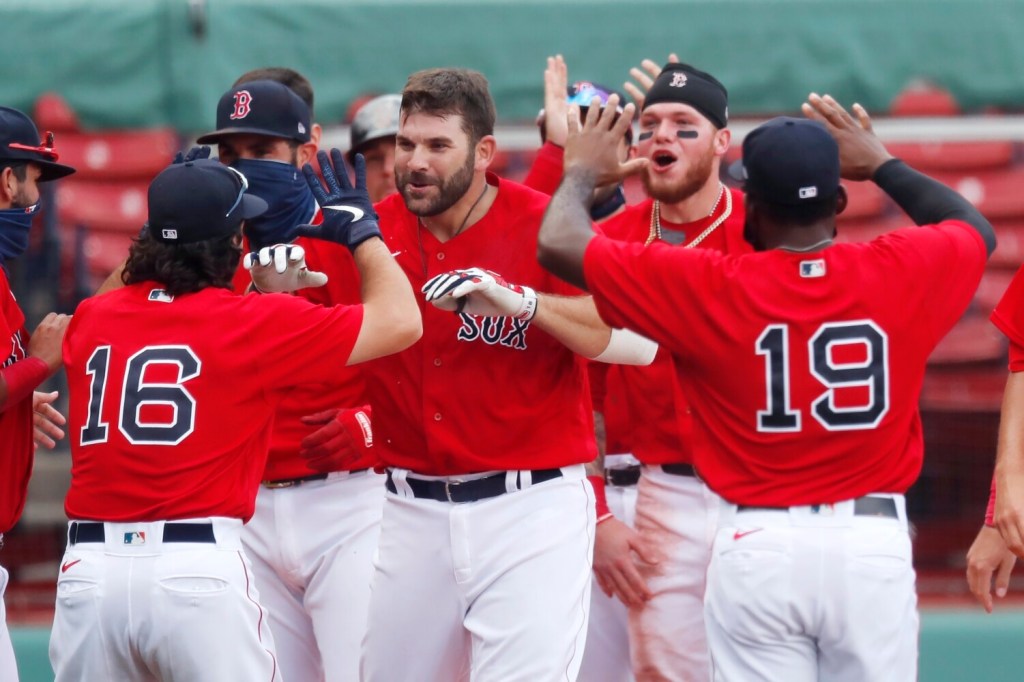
[296,149,382,253]
[421,267,538,320]
[243,244,328,293]
[299,405,373,472]
[172,145,211,164]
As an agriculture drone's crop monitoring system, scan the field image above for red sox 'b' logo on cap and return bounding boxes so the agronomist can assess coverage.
[230,90,253,120]
[670,73,688,88]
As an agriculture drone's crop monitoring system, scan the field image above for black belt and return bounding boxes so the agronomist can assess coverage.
[262,469,369,489]
[737,495,899,519]
[386,468,563,503]
[605,465,641,487]
[661,462,699,478]
[68,522,216,545]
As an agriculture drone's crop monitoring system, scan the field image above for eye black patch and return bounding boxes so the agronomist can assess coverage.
[637,130,699,141]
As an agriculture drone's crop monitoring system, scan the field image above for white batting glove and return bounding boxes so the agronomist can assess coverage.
[421,267,538,320]
[244,244,328,293]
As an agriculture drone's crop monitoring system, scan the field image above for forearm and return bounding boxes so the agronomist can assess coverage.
[995,372,1024,492]
[0,357,50,411]
[532,294,611,358]
[537,168,600,290]
[874,158,996,255]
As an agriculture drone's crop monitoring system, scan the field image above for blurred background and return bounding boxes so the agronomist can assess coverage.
[3,0,1024,679]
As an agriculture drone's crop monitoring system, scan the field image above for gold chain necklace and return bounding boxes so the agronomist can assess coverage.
[645,184,732,248]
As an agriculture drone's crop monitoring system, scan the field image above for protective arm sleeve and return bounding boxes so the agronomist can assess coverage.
[592,328,658,365]
[873,158,996,255]
[0,356,49,411]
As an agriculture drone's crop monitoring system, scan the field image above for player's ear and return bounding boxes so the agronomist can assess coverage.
[0,166,17,203]
[475,135,497,171]
[835,185,848,216]
[310,123,323,147]
[713,127,731,157]
[296,141,318,168]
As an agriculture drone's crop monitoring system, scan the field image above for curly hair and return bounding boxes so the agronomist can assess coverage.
[122,228,242,297]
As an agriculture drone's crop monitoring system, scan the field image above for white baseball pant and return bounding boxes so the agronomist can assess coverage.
[630,465,719,681]
[579,456,638,682]
[361,465,594,682]
[50,517,279,682]
[705,495,917,682]
[241,469,385,682]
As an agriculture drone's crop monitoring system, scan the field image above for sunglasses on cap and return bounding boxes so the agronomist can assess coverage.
[223,165,250,218]
[8,131,60,161]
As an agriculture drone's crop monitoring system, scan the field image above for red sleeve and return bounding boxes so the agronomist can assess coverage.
[522,142,565,196]
[993,266,1024,367]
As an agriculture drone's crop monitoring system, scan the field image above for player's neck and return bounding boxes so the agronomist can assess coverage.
[658,179,724,225]
[419,177,495,243]
[770,224,836,252]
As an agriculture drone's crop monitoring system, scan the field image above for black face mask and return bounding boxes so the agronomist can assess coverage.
[231,158,316,249]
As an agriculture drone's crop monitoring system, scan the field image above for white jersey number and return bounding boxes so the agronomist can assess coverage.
[80,345,201,446]
[756,320,889,432]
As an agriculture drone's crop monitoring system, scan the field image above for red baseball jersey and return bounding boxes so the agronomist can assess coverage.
[991,265,1024,371]
[232,230,372,479]
[365,174,597,474]
[585,220,987,506]
[599,190,751,465]
[0,271,33,533]
[62,282,363,522]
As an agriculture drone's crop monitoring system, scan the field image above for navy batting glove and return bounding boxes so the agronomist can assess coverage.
[172,145,211,164]
[296,149,382,253]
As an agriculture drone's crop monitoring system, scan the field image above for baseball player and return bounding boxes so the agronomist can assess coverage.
[347,93,401,202]
[357,67,653,682]
[195,72,384,682]
[52,154,420,682]
[0,106,74,681]
[539,94,994,681]
[966,270,1024,611]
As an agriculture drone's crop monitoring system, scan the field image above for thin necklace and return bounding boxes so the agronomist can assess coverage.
[417,183,490,275]
[778,238,834,253]
[645,184,731,248]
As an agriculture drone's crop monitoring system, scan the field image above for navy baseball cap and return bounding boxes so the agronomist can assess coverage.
[147,160,267,244]
[0,106,75,181]
[197,80,311,145]
[730,117,840,205]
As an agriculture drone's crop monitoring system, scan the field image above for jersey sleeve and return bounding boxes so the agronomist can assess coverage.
[252,295,365,390]
[522,142,565,196]
[583,234,714,354]
[992,265,1024,356]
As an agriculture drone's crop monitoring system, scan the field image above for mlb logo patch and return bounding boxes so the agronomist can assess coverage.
[161,228,178,240]
[148,289,174,303]
[798,186,818,199]
[800,259,826,278]
[123,531,147,545]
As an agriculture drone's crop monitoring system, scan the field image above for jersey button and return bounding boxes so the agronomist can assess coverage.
[433,358,442,367]
[434,413,442,421]
[437,252,446,261]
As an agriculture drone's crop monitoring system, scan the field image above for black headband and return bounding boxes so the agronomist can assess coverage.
[642,63,728,129]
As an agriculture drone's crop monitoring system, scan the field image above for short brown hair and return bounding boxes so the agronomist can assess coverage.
[401,68,495,144]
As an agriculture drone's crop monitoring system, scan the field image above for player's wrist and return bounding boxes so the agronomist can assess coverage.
[515,286,538,321]
[587,474,612,522]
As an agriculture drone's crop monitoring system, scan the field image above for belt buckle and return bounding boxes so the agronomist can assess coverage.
[444,480,458,503]
[262,480,297,489]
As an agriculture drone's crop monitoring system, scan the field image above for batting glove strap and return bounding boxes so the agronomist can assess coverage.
[516,285,538,321]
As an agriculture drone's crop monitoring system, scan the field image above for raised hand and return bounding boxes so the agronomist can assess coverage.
[542,55,571,147]
[296,150,382,252]
[801,93,894,181]
[172,145,211,164]
[244,244,328,293]
[623,53,679,110]
[564,95,648,187]
[421,267,538,320]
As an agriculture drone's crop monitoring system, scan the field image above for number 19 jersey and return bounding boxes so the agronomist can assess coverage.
[584,221,987,506]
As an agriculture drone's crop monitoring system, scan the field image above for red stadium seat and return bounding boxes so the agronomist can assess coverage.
[57,129,179,181]
[836,180,888,221]
[33,92,80,133]
[889,81,961,117]
[56,181,149,233]
[920,365,1007,413]
[933,169,1024,221]
[928,313,1006,366]
[990,221,1024,270]
[885,141,1014,173]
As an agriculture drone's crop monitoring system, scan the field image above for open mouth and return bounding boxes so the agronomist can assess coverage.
[653,151,677,168]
